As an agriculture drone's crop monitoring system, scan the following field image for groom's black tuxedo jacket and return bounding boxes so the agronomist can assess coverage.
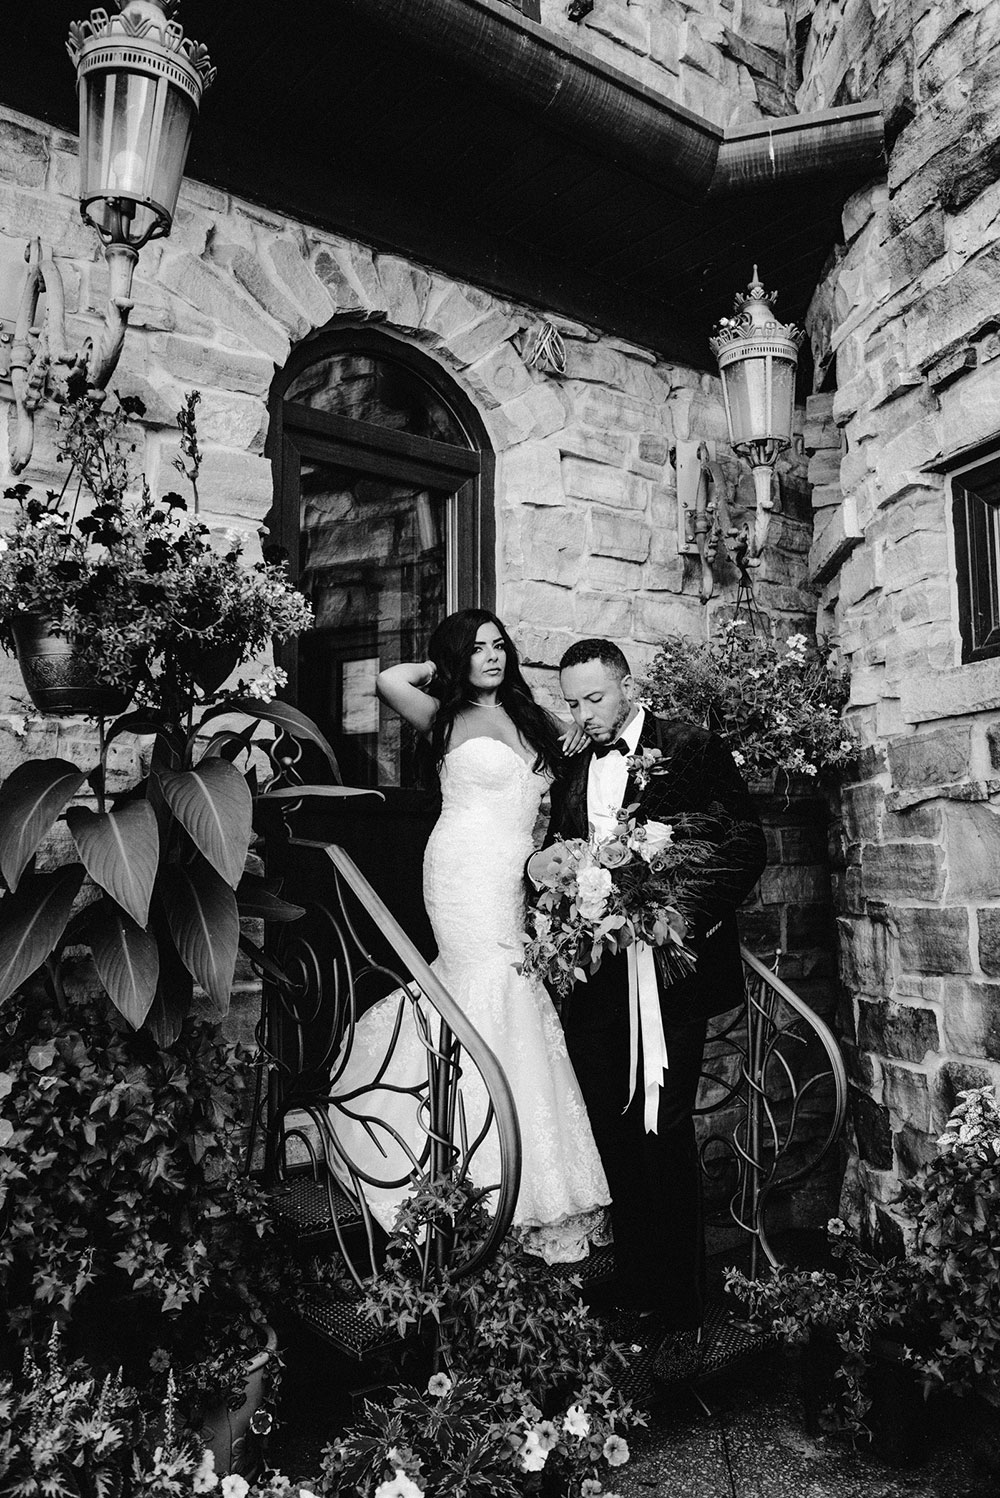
[543,714,767,1021]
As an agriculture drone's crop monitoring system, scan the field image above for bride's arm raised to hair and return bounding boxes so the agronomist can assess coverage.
[376,660,439,734]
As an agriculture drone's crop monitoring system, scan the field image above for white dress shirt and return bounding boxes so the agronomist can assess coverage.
[587,706,645,840]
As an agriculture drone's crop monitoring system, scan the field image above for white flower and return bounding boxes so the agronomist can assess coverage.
[0,538,8,553]
[192,1451,218,1493]
[534,1421,559,1452]
[563,1403,590,1438]
[732,750,745,766]
[575,866,613,921]
[374,1472,423,1498]
[221,1477,249,1498]
[603,1434,630,1467]
[245,665,288,702]
[519,1431,549,1473]
[637,819,674,863]
[427,1372,452,1397]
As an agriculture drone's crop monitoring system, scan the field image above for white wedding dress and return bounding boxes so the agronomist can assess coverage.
[329,735,610,1262]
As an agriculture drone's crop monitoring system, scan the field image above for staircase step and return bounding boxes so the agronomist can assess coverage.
[296,1284,403,1360]
[264,1175,364,1242]
[608,1296,776,1406]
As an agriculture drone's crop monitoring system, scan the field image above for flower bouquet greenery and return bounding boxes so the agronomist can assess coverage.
[320,1176,643,1498]
[0,391,312,718]
[520,774,716,999]
[640,622,859,782]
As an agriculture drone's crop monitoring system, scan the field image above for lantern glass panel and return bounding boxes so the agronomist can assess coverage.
[723,353,796,446]
[79,65,196,244]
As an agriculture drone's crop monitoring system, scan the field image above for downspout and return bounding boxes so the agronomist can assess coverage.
[342,0,885,200]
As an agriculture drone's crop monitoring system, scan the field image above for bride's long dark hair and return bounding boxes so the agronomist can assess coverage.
[422,608,563,778]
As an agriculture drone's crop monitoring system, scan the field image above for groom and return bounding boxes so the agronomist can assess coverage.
[528,639,766,1332]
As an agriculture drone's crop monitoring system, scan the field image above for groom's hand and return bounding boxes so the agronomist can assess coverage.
[527,842,572,887]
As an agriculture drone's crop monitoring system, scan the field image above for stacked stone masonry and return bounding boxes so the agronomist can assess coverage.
[799,0,1000,1235]
[0,0,829,1152]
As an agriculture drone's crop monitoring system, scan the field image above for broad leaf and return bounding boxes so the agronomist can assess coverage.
[144,985,189,1049]
[0,759,87,891]
[157,760,252,889]
[87,896,159,1028]
[236,873,305,922]
[201,698,343,781]
[0,865,86,1004]
[66,800,160,927]
[160,859,239,1015]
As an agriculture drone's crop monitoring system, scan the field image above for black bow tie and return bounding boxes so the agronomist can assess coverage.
[593,737,631,760]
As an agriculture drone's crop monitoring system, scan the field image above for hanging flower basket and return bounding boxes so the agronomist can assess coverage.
[10,614,137,717]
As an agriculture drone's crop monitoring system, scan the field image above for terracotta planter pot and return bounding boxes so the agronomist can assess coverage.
[10,615,136,717]
[197,1324,278,1479]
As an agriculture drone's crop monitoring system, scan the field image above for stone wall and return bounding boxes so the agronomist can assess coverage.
[0,95,834,1120]
[0,103,818,706]
[796,0,1000,1238]
[536,0,792,124]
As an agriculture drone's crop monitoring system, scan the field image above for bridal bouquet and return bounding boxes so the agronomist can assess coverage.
[521,759,717,998]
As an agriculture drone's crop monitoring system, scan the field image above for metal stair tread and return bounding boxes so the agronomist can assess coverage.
[264,1175,364,1239]
[297,1283,403,1358]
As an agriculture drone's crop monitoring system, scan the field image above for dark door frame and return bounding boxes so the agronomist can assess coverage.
[266,323,497,701]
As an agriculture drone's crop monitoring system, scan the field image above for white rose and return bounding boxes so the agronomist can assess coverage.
[575,866,613,921]
[638,819,674,864]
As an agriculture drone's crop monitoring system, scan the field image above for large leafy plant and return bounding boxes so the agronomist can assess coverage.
[0,689,362,1043]
[0,993,291,1423]
[0,394,372,1044]
[903,1085,1000,1403]
[641,621,859,782]
[0,1330,314,1498]
[728,1085,1000,1434]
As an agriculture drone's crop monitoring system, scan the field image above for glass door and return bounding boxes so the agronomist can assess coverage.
[269,335,494,788]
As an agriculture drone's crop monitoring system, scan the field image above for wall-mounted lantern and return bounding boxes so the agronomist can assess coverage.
[2,0,215,472]
[709,267,803,563]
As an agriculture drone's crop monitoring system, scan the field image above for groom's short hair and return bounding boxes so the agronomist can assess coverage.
[559,639,631,679]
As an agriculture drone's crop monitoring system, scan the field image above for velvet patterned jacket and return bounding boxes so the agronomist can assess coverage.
[543,714,767,1021]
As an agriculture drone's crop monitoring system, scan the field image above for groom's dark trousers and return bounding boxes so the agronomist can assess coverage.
[544,716,766,1328]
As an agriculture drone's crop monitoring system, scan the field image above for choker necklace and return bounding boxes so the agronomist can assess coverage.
[469,700,504,710]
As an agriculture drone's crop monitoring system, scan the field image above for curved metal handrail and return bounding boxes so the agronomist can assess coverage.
[261,836,522,1289]
[697,946,848,1275]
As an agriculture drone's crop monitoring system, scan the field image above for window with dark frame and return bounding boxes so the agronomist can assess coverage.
[952,452,1000,663]
[498,0,541,18]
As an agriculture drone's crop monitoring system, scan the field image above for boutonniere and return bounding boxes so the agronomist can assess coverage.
[625,747,670,792]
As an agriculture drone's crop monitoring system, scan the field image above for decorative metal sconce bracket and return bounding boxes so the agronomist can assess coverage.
[675,438,738,604]
[0,237,137,474]
[567,0,595,18]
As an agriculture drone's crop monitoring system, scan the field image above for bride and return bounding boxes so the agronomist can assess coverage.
[328,608,610,1263]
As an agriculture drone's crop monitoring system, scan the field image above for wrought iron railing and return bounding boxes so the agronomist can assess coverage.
[252,801,846,1324]
[697,947,848,1276]
[257,835,521,1291]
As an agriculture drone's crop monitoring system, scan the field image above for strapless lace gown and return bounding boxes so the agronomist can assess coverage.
[329,736,610,1262]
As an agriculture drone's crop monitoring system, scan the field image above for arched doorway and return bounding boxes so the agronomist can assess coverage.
[268,327,495,787]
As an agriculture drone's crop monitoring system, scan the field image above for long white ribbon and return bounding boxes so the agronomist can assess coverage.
[625,939,669,1133]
